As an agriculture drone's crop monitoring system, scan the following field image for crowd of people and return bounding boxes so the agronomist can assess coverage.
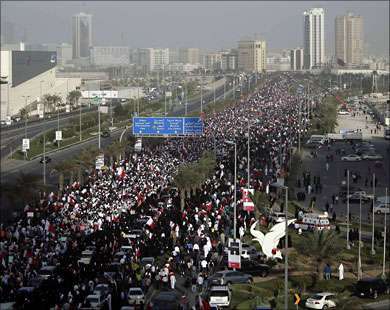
[0,73,317,309]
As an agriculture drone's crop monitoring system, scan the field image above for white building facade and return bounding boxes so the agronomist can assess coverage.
[72,13,93,59]
[90,46,130,67]
[303,8,325,70]
[238,39,267,72]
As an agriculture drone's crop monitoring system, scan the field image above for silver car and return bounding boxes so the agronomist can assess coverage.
[127,287,145,305]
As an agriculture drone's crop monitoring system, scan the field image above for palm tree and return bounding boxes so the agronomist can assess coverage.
[67,90,82,108]
[43,94,62,113]
[295,231,342,282]
[19,107,28,120]
[174,164,197,211]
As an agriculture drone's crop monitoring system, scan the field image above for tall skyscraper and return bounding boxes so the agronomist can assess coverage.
[335,13,364,66]
[238,39,267,72]
[303,8,325,70]
[290,48,304,71]
[72,13,92,59]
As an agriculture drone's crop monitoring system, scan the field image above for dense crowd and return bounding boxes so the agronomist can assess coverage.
[0,74,317,309]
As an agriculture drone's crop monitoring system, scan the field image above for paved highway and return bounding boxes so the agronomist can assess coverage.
[1,74,257,185]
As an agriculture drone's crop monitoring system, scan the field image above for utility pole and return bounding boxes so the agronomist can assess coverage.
[358,193,363,280]
[98,98,101,150]
[79,99,82,142]
[234,141,237,239]
[371,173,376,255]
[298,99,302,153]
[57,93,61,148]
[347,170,350,249]
[383,188,388,278]
[284,186,288,310]
[43,101,46,186]
[247,119,250,189]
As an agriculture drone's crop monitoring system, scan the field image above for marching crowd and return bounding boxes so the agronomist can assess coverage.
[0,73,317,309]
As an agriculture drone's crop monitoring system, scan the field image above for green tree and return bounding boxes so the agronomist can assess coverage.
[19,107,28,120]
[174,164,197,211]
[67,90,82,108]
[295,231,342,282]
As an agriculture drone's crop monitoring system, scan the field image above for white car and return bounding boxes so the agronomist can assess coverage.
[341,154,361,161]
[338,110,350,115]
[305,292,336,309]
[373,203,390,215]
[85,294,107,308]
[209,286,231,308]
[127,287,145,305]
[361,153,383,160]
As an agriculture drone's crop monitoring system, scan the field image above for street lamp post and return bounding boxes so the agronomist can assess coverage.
[22,95,30,139]
[200,73,203,114]
[371,173,376,255]
[271,182,289,310]
[98,98,101,150]
[383,188,388,278]
[347,169,351,249]
[358,193,363,280]
[226,140,237,239]
[57,93,62,148]
[43,101,46,186]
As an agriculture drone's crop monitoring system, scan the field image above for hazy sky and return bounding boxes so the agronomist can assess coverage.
[1,1,389,56]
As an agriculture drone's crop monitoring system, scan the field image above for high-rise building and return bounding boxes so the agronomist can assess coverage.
[238,39,266,72]
[179,48,201,65]
[335,13,364,66]
[204,52,223,71]
[290,48,304,71]
[221,49,238,71]
[303,8,325,69]
[72,13,92,59]
[56,43,73,66]
[90,46,130,67]
[136,48,169,71]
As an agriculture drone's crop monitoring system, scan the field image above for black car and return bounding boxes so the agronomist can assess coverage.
[355,278,389,299]
[101,130,110,138]
[39,156,52,164]
[149,291,181,310]
[236,260,270,277]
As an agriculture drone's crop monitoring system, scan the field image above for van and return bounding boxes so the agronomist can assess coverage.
[294,213,333,231]
[134,138,142,153]
[208,286,231,307]
[306,135,326,147]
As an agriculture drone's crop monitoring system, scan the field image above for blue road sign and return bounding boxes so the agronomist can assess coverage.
[133,117,203,136]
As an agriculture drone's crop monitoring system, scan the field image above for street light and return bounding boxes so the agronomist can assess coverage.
[57,93,62,148]
[246,118,259,189]
[371,173,376,255]
[346,169,351,249]
[22,95,30,139]
[382,188,388,278]
[270,181,289,310]
[225,140,237,240]
[358,192,363,280]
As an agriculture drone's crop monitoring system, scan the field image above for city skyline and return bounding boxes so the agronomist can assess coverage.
[1,1,389,57]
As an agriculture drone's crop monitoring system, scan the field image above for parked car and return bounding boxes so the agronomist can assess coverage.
[84,294,107,308]
[78,249,95,265]
[148,291,181,309]
[373,203,390,215]
[355,278,390,299]
[361,153,383,160]
[93,283,112,298]
[343,191,372,204]
[238,260,270,277]
[127,287,145,305]
[305,292,337,309]
[270,212,286,223]
[208,270,253,286]
[38,266,57,280]
[208,286,231,308]
[39,156,52,164]
[341,154,361,161]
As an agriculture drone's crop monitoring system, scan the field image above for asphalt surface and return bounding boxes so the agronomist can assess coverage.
[1,74,257,186]
[298,104,390,225]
